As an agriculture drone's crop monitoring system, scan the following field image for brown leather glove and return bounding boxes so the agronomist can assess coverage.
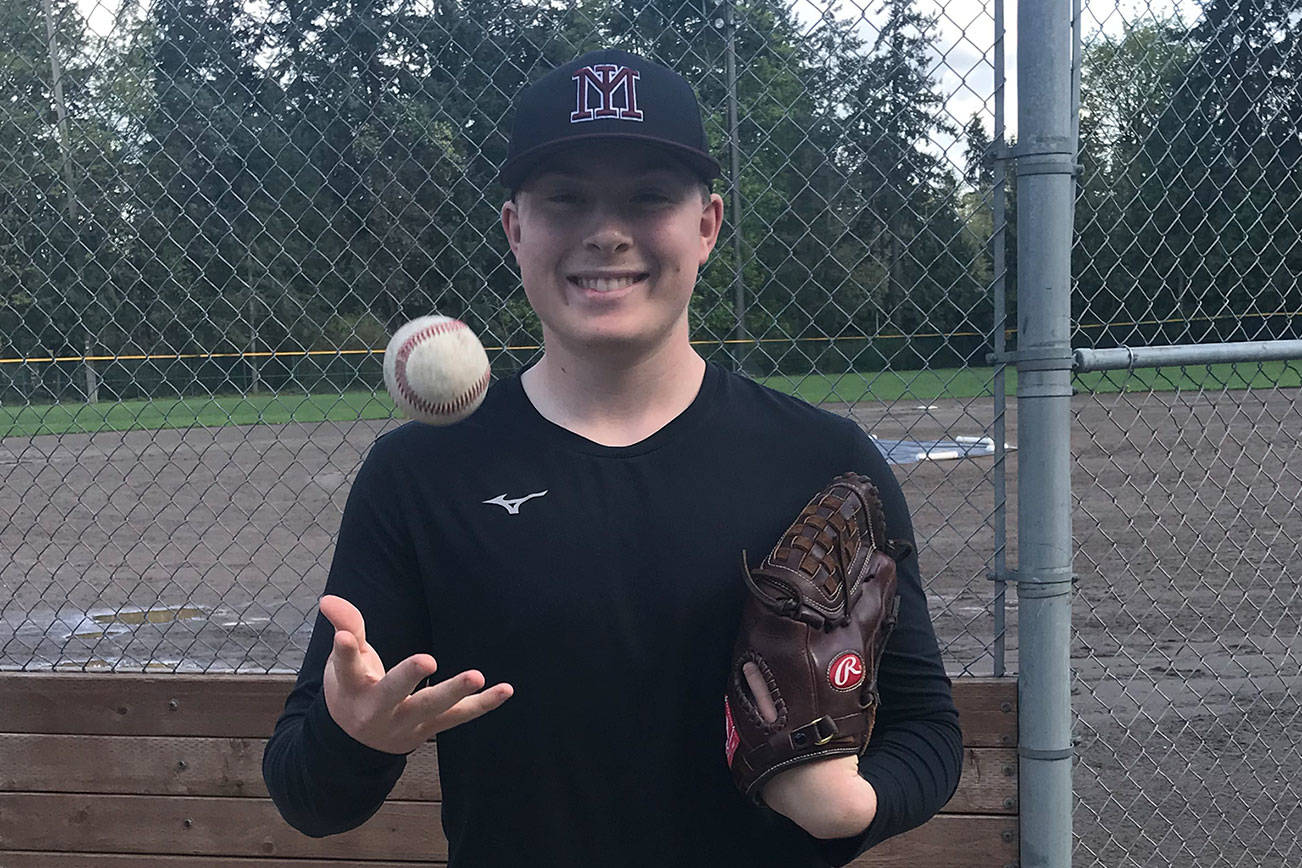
[724,472,906,802]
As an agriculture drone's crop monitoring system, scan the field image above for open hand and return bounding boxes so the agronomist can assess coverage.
[319,594,513,754]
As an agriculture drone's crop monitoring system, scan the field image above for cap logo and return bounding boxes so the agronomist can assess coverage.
[571,64,643,123]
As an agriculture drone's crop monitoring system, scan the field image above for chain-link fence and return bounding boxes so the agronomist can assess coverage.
[1,0,1299,863]
[1,0,1008,674]
[1070,0,1302,865]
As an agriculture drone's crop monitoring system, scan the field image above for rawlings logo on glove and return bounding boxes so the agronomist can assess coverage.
[828,651,866,690]
[724,472,907,802]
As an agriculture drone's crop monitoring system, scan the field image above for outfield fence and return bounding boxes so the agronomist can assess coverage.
[2,0,1300,864]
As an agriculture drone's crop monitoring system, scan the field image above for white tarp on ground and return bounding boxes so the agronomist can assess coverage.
[875,435,1015,464]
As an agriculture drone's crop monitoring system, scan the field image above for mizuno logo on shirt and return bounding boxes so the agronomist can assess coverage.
[483,491,549,515]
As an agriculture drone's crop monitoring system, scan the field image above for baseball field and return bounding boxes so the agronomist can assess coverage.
[1,367,1299,864]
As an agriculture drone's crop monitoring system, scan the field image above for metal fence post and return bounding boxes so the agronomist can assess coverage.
[1016,0,1076,864]
[990,0,1008,679]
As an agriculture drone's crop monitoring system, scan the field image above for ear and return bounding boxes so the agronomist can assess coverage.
[501,198,522,257]
[698,193,724,265]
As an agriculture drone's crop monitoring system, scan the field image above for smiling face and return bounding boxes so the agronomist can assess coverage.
[501,141,723,364]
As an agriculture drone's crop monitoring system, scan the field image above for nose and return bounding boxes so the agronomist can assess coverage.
[583,208,633,254]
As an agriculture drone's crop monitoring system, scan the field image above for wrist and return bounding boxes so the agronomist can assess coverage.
[761,755,878,840]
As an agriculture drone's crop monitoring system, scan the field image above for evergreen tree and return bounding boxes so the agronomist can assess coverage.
[130,0,274,392]
[1186,0,1301,338]
[1076,20,1199,346]
[0,0,122,399]
[839,0,978,368]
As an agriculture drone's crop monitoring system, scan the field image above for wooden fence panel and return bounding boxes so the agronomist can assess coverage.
[0,673,1018,866]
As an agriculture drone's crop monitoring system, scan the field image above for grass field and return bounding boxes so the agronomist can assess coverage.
[2,361,1298,438]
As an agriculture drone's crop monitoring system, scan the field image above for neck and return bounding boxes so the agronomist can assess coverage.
[521,338,706,447]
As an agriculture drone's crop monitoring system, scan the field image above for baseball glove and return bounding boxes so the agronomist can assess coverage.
[724,471,906,802]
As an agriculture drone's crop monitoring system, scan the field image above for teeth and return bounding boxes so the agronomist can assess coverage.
[576,275,640,292]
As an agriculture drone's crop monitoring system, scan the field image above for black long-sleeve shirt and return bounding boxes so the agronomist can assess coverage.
[264,362,962,866]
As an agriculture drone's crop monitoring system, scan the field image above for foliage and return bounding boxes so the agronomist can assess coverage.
[1074,3,1302,348]
[3,0,1294,403]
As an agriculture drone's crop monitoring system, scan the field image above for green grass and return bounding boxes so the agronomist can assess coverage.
[0,390,398,438]
[764,367,1013,404]
[1075,361,1300,395]
[2,361,1297,437]
[767,360,1299,405]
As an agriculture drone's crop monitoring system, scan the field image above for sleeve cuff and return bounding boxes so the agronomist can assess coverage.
[303,693,410,772]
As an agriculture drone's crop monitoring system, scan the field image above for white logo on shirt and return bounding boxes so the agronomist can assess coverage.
[483,491,549,515]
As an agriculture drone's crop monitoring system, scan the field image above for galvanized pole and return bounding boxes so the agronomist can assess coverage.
[1015,0,1075,864]
[990,0,1008,678]
[723,0,746,373]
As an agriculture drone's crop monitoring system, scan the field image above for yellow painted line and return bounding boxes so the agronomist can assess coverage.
[2,308,1297,365]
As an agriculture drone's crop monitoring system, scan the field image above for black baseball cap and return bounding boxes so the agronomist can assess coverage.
[500,49,722,191]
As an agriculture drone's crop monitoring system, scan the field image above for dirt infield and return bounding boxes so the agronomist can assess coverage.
[861,387,1302,866]
[2,385,1299,864]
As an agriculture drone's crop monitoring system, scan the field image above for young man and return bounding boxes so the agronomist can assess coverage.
[264,49,962,866]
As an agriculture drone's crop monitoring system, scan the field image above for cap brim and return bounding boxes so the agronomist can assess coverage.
[500,134,722,190]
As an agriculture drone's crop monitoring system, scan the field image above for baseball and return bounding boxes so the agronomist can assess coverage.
[383,315,491,426]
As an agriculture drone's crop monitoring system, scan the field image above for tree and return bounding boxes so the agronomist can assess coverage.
[126,0,273,396]
[1186,0,1301,339]
[1189,0,1301,167]
[959,114,1013,355]
[1075,19,1200,346]
[1075,3,1301,348]
[0,0,124,400]
[963,115,993,190]
[836,0,980,369]
[1,0,1003,398]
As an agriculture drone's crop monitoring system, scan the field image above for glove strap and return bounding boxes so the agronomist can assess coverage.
[773,712,872,752]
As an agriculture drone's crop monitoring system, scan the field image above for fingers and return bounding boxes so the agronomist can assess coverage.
[318,594,511,739]
[376,653,439,707]
[435,681,514,729]
[320,594,366,646]
[404,670,514,731]
[743,661,779,724]
[321,596,380,685]
[325,628,385,702]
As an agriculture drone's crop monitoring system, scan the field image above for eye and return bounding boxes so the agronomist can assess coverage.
[633,190,672,205]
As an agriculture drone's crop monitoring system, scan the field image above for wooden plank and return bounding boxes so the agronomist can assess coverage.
[0,855,440,867]
[0,734,272,799]
[0,673,1017,743]
[949,747,1017,814]
[851,814,1018,867]
[0,794,445,861]
[0,796,1011,866]
[0,735,441,802]
[1,734,1012,814]
[951,677,1017,748]
[0,673,296,738]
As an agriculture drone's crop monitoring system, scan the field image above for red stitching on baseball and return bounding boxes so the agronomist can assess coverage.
[394,320,489,419]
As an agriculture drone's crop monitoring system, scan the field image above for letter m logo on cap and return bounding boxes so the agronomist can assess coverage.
[571,64,643,123]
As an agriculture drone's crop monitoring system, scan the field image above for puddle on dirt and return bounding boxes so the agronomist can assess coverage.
[70,605,207,640]
[3,602,314,672]
[53,658,183,672]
